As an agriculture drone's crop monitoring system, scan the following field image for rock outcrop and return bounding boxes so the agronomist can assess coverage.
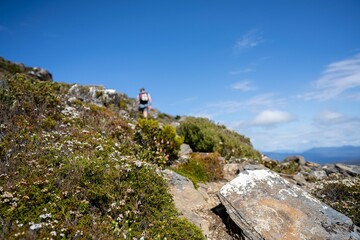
[218,168,360,240]
[162,169,233,239]
[0,57,53,81]
[26,67,52,81]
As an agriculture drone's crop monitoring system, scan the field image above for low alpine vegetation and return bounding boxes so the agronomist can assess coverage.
[177,117,261,161]
[0,73,204,239]
[134,119,184,166]
[172,153,224,188]
[313,177,360,226]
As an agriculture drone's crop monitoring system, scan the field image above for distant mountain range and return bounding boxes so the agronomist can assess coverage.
[263,146,360,165]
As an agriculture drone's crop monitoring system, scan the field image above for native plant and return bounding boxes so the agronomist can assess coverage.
[133,118,184,166]
[177,117,261,161]
[313,178,360,226]
[173,152,224,188]
[0,73,204,239]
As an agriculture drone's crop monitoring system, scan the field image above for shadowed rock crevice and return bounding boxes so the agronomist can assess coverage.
[211,204,246,239]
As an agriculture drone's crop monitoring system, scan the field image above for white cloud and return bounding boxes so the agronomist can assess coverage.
[234,29,263,52]
[300,54,360,100]
[243,110,360,151]
[314,110,347,125]
[232,80,255,91]
[229,68,254,75]
[207,93,285,115]
[250,110,296,126]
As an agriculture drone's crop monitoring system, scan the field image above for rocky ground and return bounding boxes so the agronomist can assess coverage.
[164,153,360,239]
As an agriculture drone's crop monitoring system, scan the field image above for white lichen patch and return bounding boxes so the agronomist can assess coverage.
[279,188,298,200]
[302,190,327,209]
[220,169,278,197]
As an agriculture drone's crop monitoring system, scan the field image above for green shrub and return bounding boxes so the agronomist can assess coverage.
[268,161,301,175]
[177,117,218,152]
[173,152,223,188]
[0,59,24,74]
[313,179,360,226]
[134,119,184,166]
[177,117,261,161]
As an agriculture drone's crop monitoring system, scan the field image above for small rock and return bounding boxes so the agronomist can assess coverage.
[308,170,328,180]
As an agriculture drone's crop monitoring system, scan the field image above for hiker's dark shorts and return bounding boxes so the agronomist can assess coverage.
[138,103,148,112]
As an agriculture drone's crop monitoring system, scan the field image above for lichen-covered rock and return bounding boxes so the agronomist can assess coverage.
[218,169,360,240]
[27,67,52,81]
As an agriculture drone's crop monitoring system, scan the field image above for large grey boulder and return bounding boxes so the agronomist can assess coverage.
[322,164,360,177]
[218,169,360,240]
[335,163,360,177]
[162,169,210,237]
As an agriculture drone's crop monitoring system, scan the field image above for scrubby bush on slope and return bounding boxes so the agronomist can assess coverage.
[173,152,224,188]
[134,119,184,166]
[313,178,360,226]
[0,73,204,239]
[177,117,261,161]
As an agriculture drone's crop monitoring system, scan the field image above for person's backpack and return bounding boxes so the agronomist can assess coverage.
[139,92,149,102]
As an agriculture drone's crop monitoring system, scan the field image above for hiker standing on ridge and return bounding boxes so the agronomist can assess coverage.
[137,87,152,118]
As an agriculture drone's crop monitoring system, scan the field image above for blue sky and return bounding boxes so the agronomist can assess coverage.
[1,0,360,152]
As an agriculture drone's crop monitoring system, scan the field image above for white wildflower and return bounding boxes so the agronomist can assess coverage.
[2,191,13,198]
[40,213,52,219]
[135,161,142,168]
[96,145,104,151]
[30,223,43,230]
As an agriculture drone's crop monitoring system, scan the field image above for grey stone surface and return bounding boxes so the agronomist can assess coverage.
[162,169,210,237]
[335,163,360,176]
[309,170,328,180]
[218,169,360,240]
[180,143,193,156]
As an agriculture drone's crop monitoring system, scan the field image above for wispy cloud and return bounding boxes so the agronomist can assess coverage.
[229,68,254,75]
[250,110,296,126]
[299,54,360,101]
[314,110,348,125]
[314,109,360,126]
[234,29,263,52]
[246,93,285,108]
[232,80,255,91]
[206,93,285,116]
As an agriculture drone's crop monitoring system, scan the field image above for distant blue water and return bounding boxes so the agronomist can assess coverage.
[263,151,360,166]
